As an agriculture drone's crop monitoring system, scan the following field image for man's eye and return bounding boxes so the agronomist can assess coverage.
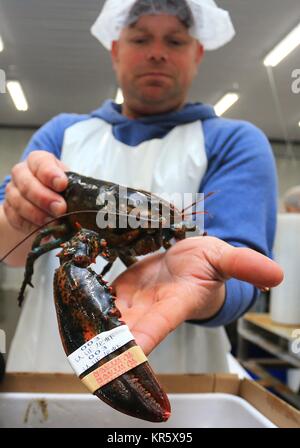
[168,40,185,46]
[132,38,148,44]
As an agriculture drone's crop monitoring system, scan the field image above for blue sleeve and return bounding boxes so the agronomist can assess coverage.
[0,113,89,203]
[195,118,277,327]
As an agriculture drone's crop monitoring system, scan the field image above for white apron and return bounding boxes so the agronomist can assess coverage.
[7,118,231,373]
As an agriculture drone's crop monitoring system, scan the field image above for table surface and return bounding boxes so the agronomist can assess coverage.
[243,313,299,341]
[238,313,300,409]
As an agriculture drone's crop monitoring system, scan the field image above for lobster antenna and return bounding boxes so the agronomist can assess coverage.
[185,210,214,222]
[0,210,97,263]
[184,211,208,217]
[181,192,215,215]
[0,208,162,263]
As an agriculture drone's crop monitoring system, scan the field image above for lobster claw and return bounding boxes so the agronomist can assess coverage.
[83,342,171,422]
[53,245,171,423]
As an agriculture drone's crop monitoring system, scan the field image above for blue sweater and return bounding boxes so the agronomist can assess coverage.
[0,100,278,327]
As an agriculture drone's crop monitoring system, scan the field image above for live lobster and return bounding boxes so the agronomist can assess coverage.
[6,172,200,422]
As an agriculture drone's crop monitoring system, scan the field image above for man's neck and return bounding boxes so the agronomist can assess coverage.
[121,99,186,119]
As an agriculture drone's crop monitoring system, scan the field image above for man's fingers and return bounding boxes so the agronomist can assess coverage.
[218,246,284,288]
[3,200,36,233]
[9,170,66,218]
[127,297,189,355]
[5,183,49,227]
[6,151,69,231]
[27,151,68,192]
[131,313,172,355]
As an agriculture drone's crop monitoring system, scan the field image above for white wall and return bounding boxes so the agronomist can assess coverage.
[273,143,300,208]
[0,128,35,182]
[272,142,300,211]
[277,157,300,196]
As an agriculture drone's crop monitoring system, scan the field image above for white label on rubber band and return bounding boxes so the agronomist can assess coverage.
[68,325,134,376]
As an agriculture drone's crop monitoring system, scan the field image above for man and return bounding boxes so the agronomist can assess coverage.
[0,0,283,373]
[283,186,300,213]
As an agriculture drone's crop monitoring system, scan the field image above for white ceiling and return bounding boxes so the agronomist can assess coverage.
[0,0,299,142]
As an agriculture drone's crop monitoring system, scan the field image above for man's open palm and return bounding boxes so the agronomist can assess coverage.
[113,236,283,355]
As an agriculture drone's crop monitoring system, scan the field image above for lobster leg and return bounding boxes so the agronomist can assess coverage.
[18,224,70,306]
[99,260,115,277]
[118,252,138,267]
[31,224,67,249]
[98,242,118,277]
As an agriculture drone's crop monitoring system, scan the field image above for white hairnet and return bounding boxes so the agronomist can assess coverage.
[124,0,194,29]
[91,0,235,51]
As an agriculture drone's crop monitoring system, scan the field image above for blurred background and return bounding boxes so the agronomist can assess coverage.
[0,0,299,405]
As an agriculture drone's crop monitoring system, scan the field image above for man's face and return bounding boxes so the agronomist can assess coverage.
[111,15,204,118]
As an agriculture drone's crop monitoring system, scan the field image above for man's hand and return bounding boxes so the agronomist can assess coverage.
[113,236,283,355]
[4,151,68,234]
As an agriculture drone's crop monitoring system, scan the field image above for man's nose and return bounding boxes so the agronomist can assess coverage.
[147,42,168,62]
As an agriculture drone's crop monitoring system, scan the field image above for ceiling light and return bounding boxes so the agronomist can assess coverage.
[0,35,4,52]
[214,93,239,116]
[263,22,300,67]
[115,88,124,104]
[7,81,29,111]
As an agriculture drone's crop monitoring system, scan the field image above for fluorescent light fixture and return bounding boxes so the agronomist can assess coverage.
[214,93,239,116]
[7,81,29,111]
[298,121,300,127]
[264,22,300,67]
[0,35,4,52]
[115,88,124,104]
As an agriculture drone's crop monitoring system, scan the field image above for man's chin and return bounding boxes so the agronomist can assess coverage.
[138,87,172,104]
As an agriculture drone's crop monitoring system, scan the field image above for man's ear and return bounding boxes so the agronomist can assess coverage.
[195,42,204,65]
[111,40,119,70]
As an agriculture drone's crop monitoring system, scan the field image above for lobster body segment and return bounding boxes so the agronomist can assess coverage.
[54,229,171,422]
[61,172,190,252]
[18,171,197,307]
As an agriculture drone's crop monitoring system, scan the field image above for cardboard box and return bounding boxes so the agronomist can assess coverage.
[0,373,300,428]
